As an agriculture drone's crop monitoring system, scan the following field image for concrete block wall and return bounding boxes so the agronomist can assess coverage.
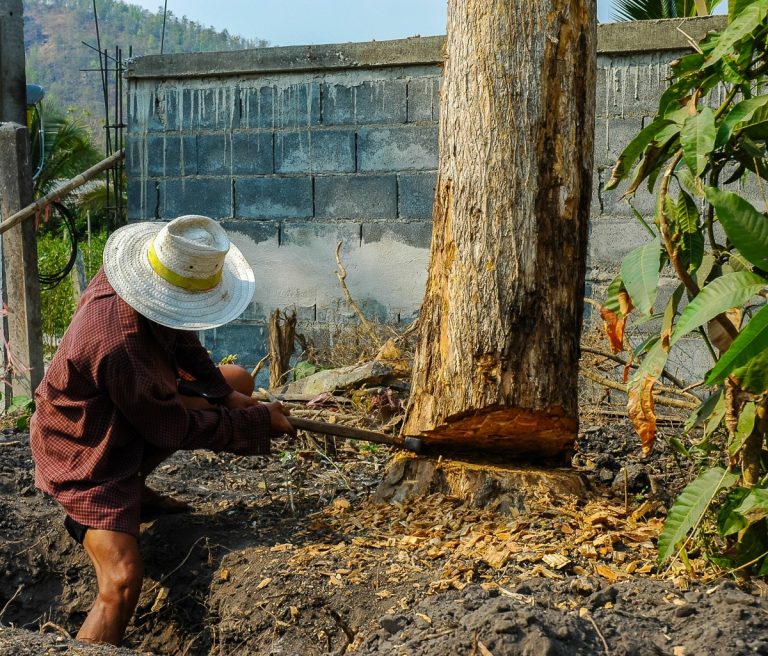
[126,38,443,372]
[126,17,733,382]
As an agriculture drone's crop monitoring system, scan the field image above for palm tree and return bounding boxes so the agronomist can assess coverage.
[30,102,101,198]
[30,102,123,232]
[613,0,723,20]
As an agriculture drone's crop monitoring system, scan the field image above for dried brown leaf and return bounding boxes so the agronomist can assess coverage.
[627,376,657,456]
[600,307,627,354]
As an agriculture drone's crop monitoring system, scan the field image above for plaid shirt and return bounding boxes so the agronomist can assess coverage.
[30,268,271,537]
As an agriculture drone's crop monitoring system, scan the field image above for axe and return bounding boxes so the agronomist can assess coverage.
[287,416,424,454]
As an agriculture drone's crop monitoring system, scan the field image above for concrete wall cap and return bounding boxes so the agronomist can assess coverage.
[126,16,729,80]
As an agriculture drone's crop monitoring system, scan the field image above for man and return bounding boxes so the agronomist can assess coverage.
[30,215,295,646]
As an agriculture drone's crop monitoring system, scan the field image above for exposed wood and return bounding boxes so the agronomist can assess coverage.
[0,124,44,399]
[376,452,586,512]
[268,309,296,389]
[404,0,597,457]
[0,149,124,236]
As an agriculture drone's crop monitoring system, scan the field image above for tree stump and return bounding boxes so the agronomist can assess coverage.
[376,452,586,514]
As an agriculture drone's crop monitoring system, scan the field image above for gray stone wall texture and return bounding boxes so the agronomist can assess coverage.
[126,16,731,383]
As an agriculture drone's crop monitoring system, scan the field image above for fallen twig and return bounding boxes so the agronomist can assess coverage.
[581,368,699,410]
[0,585,23,621]
[585,612,611,655]
[580,345,687,390]
[39,621,71,639]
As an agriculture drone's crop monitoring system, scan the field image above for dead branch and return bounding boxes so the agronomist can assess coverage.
[250,354,270,380]
[268,309,297,389]
[335,241,379,346]
[580,356,698,402]
[581,368,699,411]
[0,584,23,620]
[580,345,687,390]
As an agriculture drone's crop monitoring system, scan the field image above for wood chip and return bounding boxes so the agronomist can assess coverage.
[542,553,570,570]
[477,640,495,656]
[150,586,169,613]
[255,577,272,590]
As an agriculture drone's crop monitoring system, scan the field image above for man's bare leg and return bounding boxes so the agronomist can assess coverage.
[77,529,143,646]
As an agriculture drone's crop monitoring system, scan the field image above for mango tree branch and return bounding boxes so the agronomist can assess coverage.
[657,152,738,342]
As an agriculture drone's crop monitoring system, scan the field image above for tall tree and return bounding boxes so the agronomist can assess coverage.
[402,0,596,460]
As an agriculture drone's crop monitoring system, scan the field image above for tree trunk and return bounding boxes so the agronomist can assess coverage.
[403,0,596,458]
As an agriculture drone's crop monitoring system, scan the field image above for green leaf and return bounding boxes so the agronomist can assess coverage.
[695,254,717,289]
[716,95,768,147]
[670,52,706,78]
[603,275,625,315]
[704,0,768,70]
[729,0,762,19]
[668,435,691,458]
[675,190,700,233]
[633,334,659,358]
[681,107,716,176]
[728,401,757,456]
[670,271,765,344]
[731,347,768,394]
[718,488,750,536]
[605,119,674,191]
[706,304,768,385]
[703,390,728,441]
[680,230,705,275]
[705,187,768,270]
[683,389,723,433]
[734,487,768,525]
[629,338,668,389]
[620,238,662,316]
[658,467,739,563]
[677,168,705,198]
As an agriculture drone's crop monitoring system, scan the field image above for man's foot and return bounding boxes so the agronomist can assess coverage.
[140,485,191,519]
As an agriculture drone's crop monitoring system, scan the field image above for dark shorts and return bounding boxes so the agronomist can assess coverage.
[64,514,89,544]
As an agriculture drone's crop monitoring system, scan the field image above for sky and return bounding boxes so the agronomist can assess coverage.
[124,0,640,47]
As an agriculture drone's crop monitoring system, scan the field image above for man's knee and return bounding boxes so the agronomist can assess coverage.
[219,363,254,396]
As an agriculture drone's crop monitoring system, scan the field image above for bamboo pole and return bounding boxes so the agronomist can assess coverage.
[0,149,124,236]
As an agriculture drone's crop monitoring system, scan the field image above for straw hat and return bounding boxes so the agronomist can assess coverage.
[103,215,255,330]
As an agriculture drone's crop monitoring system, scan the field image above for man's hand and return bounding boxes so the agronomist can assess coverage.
[264,400,296,438]
[223,390,260,410]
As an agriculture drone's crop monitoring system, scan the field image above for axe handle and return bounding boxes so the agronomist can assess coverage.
[288,416,415,450]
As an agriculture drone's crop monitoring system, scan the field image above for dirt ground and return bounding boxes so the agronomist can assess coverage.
[2,418,768,656]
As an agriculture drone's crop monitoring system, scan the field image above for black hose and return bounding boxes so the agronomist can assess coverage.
[38,201,78,289]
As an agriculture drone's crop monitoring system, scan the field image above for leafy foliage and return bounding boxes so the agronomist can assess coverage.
[658,467,738,563]
[612,0,723,21]
[38,230,107,351]
[603,2,768,572]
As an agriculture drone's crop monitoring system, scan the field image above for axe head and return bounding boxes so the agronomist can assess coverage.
[403,436,424,454]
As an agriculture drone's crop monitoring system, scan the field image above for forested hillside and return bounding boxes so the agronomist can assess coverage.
[23,0,267,141]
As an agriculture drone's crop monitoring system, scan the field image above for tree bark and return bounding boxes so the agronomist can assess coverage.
[403,0,596,458]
